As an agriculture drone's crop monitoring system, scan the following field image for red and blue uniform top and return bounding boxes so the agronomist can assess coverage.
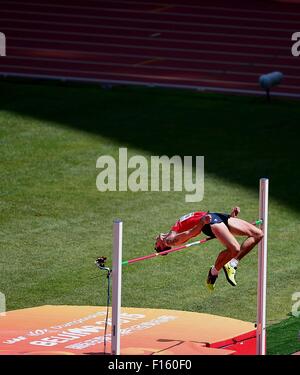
[171,211,208,233]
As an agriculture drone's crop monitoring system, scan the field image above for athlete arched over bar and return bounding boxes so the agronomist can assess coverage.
[155,208,264,290]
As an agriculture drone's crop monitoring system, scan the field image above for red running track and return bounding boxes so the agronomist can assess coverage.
[0,0,300,97]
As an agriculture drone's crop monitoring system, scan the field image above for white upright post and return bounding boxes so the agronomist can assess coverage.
[111,219,122,355]
[256,178,269,355]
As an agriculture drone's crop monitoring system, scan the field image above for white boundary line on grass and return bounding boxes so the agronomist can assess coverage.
[1,72,300,98]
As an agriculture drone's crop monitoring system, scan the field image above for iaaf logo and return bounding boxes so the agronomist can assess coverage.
[291,32,300,57]
[0,32,6,56]
[96,148,204,202]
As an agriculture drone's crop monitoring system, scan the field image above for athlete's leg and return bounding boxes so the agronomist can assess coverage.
[227,217,263,261]
[206,222,241,290]
[210,222,241,271]
[222,218,263,287]
[214,248,235,272]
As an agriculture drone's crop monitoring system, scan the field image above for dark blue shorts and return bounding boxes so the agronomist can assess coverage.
[202,212,231,238]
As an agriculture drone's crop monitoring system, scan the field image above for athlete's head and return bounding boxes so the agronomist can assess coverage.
[154,233,171,253]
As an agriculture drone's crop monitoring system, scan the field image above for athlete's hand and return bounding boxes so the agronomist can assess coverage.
[231,207,240,217]
[201,214,212,225]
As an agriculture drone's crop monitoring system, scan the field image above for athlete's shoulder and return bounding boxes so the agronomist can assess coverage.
[194,211,208,216]
[178,211,206,222]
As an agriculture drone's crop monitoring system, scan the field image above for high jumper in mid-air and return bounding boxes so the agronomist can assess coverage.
[155,207,263,290]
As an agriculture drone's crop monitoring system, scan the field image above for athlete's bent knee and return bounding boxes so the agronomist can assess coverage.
[229,244,240,257]
[255,229,264,242]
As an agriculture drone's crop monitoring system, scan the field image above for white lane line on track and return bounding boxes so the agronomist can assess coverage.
[1,9,298,33]
[6,39,294,61]
[93,0,300,17]
[1,19,291,42]
[1,63,299,90]
[8,46,300,71]
[6,54,299,79]
[5,32,290,52]
[0,22,290,44]
[4,54,300,80]
[8,36,292,59]
[3,0,300,18]
[2,0,300,25]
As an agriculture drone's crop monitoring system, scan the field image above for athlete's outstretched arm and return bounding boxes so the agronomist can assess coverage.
[165,214,212,246]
